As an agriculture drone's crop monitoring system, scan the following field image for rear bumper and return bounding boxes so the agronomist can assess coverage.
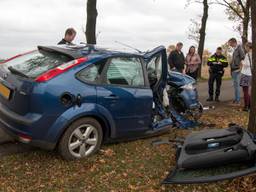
[0,102,41,126]
[0,103,56,150]
[0,119,55,150]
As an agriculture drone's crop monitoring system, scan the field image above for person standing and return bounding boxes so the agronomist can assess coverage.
[168,42,185,73]
[228,38,245,104]
[207,47,228,102]
[185,46,201,80]
[240,42,253,112]
[58,28,77,45]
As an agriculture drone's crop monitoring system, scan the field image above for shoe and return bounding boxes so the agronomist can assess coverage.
[215,97,220,102]
[207,97,213,102]
[233,100,240,104]
[243,106,250,112]
[232,100,240,105]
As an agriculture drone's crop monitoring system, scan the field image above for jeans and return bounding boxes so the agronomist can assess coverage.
[231,71,241,102]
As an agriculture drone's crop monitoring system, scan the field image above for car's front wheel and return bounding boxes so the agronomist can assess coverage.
[58,117,103,160]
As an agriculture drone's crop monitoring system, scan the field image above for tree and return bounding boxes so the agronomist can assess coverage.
[187,0,210,78]
[86,0,98,44]
[214,0,251,45]
[248,0,256,133]
[188,18,201,44]
[197,0,209,78]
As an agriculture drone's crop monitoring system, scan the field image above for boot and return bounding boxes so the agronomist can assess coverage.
[243,106,250,112]
[215,96,220,102]
[206,96,213,102]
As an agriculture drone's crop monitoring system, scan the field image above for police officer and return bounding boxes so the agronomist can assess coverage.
[207,47,228,102]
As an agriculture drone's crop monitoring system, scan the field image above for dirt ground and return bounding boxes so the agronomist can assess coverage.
[0,102,254,192]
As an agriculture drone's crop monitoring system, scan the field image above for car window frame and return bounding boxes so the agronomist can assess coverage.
[75,59,107,85]
[101,55,150,89]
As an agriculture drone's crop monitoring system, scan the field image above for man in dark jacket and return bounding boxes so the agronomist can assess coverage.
[58,28,76,45]
[207,47,228,102]
[228,38,245,104]
[168,42,185,73]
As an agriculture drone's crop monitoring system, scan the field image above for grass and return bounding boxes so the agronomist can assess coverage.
[0,102,254,192]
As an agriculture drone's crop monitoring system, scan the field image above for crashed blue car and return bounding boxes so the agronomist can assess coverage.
[0,45,200,160]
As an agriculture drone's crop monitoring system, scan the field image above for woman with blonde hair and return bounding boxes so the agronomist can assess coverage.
[185,46,201,80]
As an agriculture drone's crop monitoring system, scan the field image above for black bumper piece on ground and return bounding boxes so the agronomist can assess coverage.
[163,125,256,184]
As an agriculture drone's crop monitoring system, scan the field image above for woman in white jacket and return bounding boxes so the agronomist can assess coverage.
[240,42,253,112]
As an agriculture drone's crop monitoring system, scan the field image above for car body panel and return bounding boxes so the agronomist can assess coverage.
[0,45,172,150]
[163,164,256,184]
[167,71,195,87]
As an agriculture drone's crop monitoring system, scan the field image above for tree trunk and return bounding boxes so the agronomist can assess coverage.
[86,0,98,44]
[248,0,256,133]
[197,0,209,78]
[241,0,251,45]
[242,16,249,45]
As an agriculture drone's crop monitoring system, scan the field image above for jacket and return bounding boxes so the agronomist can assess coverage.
[231,44,245,72]
[58,39,74,45]
[185,53,201,73]
[168,50,185,71]
[207,54,228,74]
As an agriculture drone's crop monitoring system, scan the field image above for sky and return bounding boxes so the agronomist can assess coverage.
[0,0,241,59]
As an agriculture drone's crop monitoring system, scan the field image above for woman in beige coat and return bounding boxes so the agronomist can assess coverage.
[185,46,201,80]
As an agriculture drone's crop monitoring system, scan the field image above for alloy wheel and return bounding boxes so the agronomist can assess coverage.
[68,124,99,158]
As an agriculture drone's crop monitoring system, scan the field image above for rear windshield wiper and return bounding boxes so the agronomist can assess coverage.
[8,66,29,78]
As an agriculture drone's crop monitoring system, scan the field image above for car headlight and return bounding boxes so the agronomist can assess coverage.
[181,83,195,90]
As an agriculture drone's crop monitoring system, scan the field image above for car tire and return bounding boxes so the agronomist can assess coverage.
[58,117,103,160]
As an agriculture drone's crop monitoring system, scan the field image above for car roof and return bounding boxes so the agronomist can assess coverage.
[38,44,144,60]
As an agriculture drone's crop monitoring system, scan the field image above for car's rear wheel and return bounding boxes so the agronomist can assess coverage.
[58,117,103,160]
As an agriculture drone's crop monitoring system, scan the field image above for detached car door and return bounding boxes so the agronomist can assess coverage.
[96,56,152,137]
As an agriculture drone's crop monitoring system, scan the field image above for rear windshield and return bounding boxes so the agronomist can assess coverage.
[3,50,72,78]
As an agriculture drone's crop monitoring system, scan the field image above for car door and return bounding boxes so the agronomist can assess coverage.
[96,56,152,137]
[143,46,168,98]
[143,46,173,130]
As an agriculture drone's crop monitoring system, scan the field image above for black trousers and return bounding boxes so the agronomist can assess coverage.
[208,72,223,97]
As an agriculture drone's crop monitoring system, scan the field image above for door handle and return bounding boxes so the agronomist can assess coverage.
[104,95,119,100]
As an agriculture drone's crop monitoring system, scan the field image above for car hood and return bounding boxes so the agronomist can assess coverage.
[167,71,195,87]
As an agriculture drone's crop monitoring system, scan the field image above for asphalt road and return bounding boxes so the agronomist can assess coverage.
[0,80,235,157]
[197,80,234,105]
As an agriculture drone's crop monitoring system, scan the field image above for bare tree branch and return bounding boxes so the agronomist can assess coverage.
[215,0,244,19]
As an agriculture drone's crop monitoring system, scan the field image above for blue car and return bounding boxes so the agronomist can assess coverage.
[0,45,174,160]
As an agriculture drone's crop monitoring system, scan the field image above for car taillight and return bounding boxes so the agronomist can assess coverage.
[18,134,32,143]
[35,57,87,83]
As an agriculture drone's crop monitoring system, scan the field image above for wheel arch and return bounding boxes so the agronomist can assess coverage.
[55,114,111,148]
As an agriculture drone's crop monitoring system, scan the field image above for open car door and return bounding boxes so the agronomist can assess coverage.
[163,125,256,184]
[143,46,172,130]
[143,46,167,96]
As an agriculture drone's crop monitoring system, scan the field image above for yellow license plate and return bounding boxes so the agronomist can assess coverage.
[0,83,11,99]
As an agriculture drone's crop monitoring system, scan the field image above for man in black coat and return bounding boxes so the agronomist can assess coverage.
[168,42,185,73]
[58,28,76,45]
[207,47,228,102]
